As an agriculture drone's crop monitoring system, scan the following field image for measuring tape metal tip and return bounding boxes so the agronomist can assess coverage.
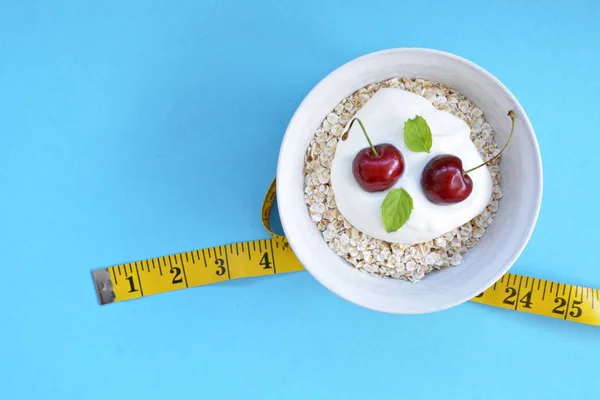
[92,268,115,305]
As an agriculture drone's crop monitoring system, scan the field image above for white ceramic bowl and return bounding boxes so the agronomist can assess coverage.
[277,48,543,314]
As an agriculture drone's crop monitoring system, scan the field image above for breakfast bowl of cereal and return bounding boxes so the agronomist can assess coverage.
[276,48,542,314]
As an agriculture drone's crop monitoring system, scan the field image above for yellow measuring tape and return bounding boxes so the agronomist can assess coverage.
[92,180,600,327]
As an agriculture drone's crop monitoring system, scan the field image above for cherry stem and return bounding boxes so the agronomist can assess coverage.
[463,110,516,175]
[342,117,379,157]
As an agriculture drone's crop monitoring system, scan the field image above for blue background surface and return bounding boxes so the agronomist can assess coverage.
[1,1,599,399]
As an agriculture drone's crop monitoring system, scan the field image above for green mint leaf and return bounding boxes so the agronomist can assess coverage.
[381,189,414,233]
[404,115,433,153]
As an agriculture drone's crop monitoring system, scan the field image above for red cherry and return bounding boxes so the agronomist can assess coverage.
[420,111,518,205]
[342,118,405,192]
[421,155,473,204]
[353,144,405,192]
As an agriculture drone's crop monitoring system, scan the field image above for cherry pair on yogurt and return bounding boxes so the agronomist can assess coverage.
[345,111,516,204]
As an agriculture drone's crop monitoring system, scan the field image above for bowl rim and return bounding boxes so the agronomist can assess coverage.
[276,47,543,313]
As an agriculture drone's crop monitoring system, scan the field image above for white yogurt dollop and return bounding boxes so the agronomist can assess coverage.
[330,88,493,245]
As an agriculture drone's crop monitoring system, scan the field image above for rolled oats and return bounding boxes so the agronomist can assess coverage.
[304,77,502,282]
